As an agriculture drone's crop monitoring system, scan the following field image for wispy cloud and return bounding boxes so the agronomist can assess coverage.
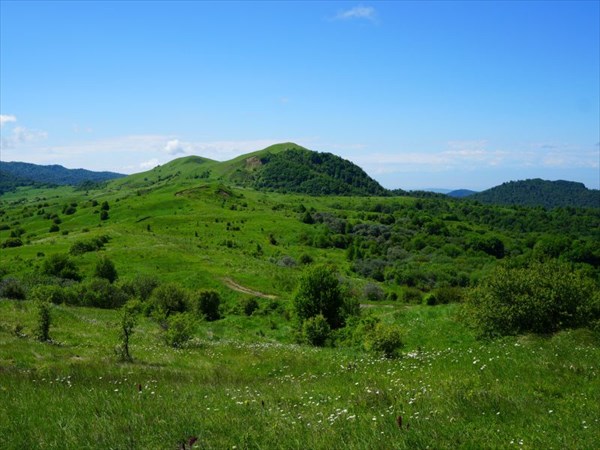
[0,115,48,150]
[352,140,599,175]
[0,114,17,126]
[334,5,377,22]
[140,158,159,170]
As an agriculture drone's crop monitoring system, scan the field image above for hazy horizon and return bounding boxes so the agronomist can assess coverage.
[1,1,598,191]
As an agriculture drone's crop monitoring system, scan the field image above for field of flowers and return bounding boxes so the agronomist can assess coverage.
[1,300,598,449]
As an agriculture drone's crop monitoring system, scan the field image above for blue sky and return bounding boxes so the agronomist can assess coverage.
[1,1,598,190]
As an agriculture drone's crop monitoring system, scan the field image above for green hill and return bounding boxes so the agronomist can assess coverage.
[114,142,390,197]
[470,179,600,208]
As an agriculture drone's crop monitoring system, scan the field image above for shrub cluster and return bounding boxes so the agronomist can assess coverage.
[465,261,600,337]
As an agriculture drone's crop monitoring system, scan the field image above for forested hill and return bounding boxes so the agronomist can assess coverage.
[0,161,125,191]
[237,146,391,196]
[469,179,600,208]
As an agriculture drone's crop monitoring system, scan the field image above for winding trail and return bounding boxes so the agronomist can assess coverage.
[222,278,278,299]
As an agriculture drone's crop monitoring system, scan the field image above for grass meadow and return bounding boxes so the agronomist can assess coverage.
[1,300,598,449]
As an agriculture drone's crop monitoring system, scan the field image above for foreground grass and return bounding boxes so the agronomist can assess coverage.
[1,301,599,449]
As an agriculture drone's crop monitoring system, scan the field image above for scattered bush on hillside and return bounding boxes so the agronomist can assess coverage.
[293,265,345,329]
[402,287,423,304]
[121,274,159,301]
[164,313,196,348]
[0,277,26,299]
[41,253,81,281]
[465,261,600,337]
[49,224,60,232]
[363,283,385,302]
[302,314,331,346]
[95,257,118,283]
[2,237,23,248]
[299,254,314,265]
[195,290,221,321]
[435,286,464,304]
[238,297,259,316]
[424,293,438,306]
[77,278,127,309]
[364,322,404,358]
[69,235,110,255]
[100,210,109,221]
[29,284,75,305]
[150,283,189,318]
[34,301,52,342]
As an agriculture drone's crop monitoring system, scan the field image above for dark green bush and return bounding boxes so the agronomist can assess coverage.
[34,301,52,342]
[402,287,423,304]
[1,237,23,248]
[0,277,26,299]
[150,283,189,317]
[465,261,600,337]
[195,290,221,321]
[424,293,438,306]
[29,284,75,305]
[435,286,464,304]
[239,297,259,316]
[78,278,127,308]
[95,257,118,283]
[120,275,158,301]
[41,254,81,281]
[302,314,330,346]
[293,265,344,329]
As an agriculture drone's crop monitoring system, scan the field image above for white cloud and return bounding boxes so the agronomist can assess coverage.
[140,158,160,170]
[0,114,17,126]
[335,5,377,21]
[164,139,187,155]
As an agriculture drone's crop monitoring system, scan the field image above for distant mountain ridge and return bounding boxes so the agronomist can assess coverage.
[469,179,599,208]
[0,161,125,193]
[447,189,477,198]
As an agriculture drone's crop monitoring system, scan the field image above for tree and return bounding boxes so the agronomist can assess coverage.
[95,257,118,283]
[116,301,139,361]
[293,265,344,329]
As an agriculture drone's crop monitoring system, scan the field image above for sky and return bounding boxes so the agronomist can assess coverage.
[1,1,599,191]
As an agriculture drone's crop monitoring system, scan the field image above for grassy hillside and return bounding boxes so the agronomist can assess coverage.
[1,300,598,449]
[1,148,599,448]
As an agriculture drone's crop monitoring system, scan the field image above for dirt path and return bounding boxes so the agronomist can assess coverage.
[222,278,277,299]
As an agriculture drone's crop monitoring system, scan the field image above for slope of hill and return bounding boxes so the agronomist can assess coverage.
[0,161,125,188]
[470,179,600,208]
